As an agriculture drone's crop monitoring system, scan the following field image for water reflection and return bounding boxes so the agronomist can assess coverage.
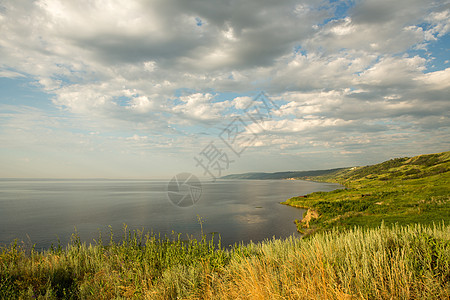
[0,179,342,249]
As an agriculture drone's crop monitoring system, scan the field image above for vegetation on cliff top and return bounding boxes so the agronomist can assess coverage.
[283,151,450,235]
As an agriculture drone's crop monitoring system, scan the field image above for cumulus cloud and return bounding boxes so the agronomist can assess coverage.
[232,96,253,109]
[172,93,232,122]
[0,0,449,176]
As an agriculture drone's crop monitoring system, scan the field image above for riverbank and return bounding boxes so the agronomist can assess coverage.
[282,151,450,235]
[1,224,449,299]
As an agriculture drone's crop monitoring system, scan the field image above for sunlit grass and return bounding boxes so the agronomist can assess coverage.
[283,151,450,234]
[1,223,449,299]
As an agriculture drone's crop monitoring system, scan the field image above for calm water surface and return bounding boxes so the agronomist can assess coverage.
[0,179,341,249]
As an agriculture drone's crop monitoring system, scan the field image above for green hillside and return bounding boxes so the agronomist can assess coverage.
[283,151,450,235]
[220,168,346,180]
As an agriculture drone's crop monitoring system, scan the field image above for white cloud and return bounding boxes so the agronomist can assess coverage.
[0,70,25,78]
[128,96,154,113]
[0,0,449,177]
[232,96,253,109]
[356,55,426,87]
[419,68,450,89]
[172,93,231,122]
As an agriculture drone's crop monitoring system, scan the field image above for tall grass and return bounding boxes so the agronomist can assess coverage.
[1,223,449,299]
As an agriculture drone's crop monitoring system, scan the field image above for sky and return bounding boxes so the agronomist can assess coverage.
[0,0,449,179]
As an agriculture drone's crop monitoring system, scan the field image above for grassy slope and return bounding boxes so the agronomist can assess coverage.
[283,151,450,234]
[220,168,346,180]
[1,224,449,299]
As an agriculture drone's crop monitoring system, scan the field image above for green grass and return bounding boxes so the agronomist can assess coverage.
[283,151,450,235]
[1,224,449,299]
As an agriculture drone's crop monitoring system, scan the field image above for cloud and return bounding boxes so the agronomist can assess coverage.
[172,93,232,122]
[0,70,25,78]
[0,0,449,177]
[232,96,253,109]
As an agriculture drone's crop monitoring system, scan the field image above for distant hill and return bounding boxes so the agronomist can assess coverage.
[220,168,347,180]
